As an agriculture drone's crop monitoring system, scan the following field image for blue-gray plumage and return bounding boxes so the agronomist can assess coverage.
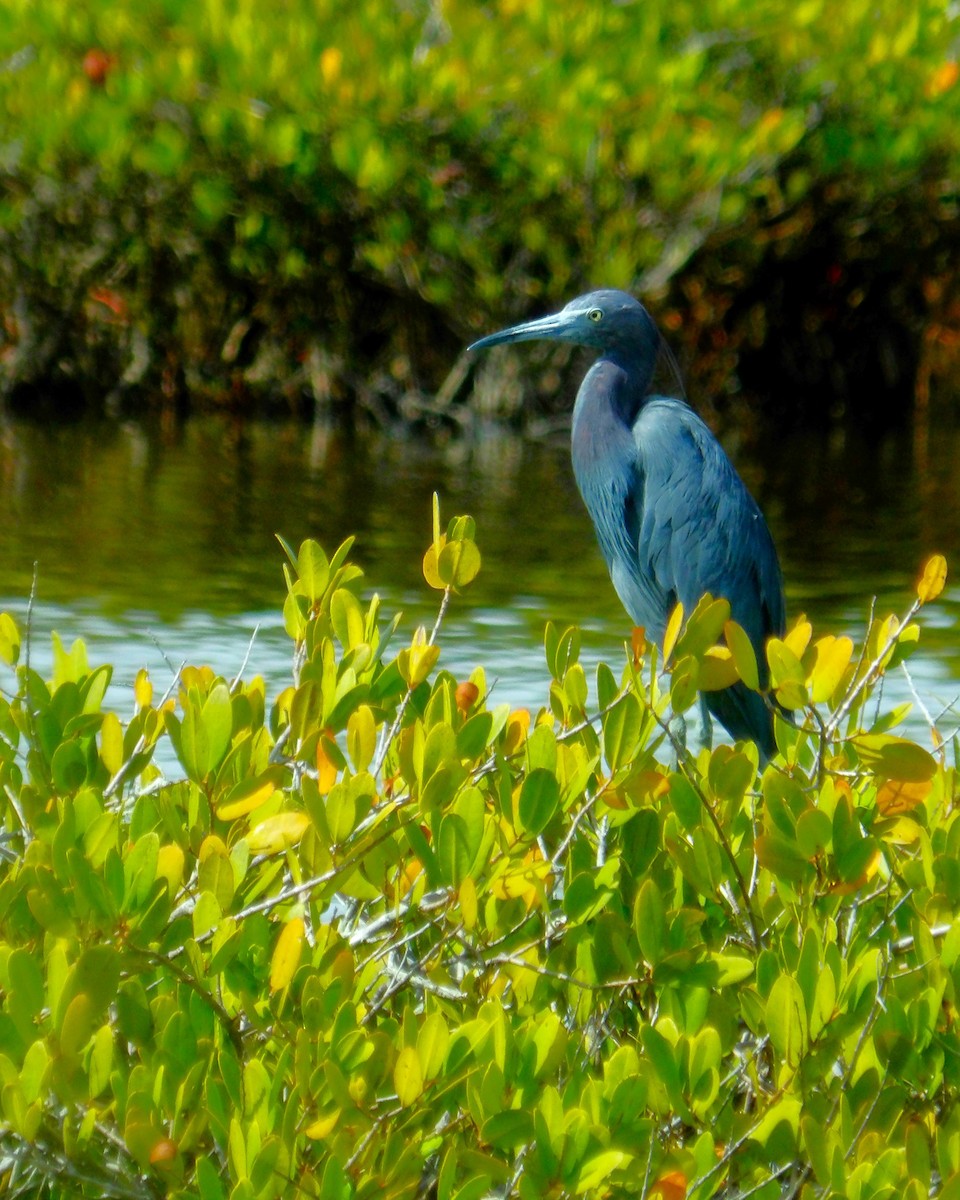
[469,289,785,760]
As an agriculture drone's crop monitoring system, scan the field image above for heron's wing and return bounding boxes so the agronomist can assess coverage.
[628,398,785,668]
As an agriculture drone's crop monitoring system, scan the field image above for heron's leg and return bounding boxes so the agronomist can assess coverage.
[699,696,714,754]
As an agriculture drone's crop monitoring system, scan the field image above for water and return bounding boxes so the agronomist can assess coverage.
[0,411,958,742]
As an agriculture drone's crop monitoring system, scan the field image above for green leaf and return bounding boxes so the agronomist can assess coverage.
[438,814,474,886]
[123,831,159,910]
[297,539,330,603]
[670,656,699,714]
[676,595,730,658]
[331,588,364,649]
[603,693,642,772]
[346,705,376,772]
[51,740,88,792]
[576,1150,630,1191]
[724,619,759,690]
[480,1109,534,1149]
[88,1024,114,1098]
[634,879,665,967]
[517,769,559,837]
[854,734,937,782]
[766,974,807,1067]
[755,832,812,883]
[641,1024,691,1120]
[417,1013,449,1080]
[394,1045,422,1106]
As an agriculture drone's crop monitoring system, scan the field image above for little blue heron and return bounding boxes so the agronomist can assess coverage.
[469,289,785,760]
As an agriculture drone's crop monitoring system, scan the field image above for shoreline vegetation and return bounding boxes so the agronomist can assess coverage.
[0,517,956,1196]
[2,1,960,429]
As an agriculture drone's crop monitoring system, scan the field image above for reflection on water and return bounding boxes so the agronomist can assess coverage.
[0,411,958,741]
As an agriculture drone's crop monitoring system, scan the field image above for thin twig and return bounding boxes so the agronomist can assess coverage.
[25,561,38,676]
[372,585,452,778]
[104,665,184,801]
[825,598,920,739]
[230,623,260,689]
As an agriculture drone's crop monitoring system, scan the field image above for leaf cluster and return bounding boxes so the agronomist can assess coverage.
[0,517,957,1199]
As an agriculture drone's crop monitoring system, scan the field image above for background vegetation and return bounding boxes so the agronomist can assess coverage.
[0,509,956,1198]
[2,0,959,424]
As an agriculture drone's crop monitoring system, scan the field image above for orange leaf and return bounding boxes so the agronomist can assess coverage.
[877,778,931,816]
[650,1170,687,1200]
[928,61,959,97]
[316,735,339,795]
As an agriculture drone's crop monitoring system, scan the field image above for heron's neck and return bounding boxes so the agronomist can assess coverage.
[574,357,650,432]
[571,360,639,483]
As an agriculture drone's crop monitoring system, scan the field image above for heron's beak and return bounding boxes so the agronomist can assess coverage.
[468,309,575,352]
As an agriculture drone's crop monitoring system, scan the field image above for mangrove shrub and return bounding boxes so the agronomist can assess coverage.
[0,509,957,1198]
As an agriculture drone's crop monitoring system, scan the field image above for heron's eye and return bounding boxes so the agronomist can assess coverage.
[587,308,603,323]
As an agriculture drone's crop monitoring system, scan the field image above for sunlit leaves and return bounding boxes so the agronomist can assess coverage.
[917,553,947,603]
[246,811,310,854]
[0,531,956,1200]
[423,496,482,592]
[0,612,20,666]
[269,917,305,992]
[854,734,937,781]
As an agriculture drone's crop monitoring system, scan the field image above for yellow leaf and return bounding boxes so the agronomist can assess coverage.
[767,638,805,688]
[270,917,305,993]
[698,646,739,691]
[398,628,440,686]
[157,844,184,894]
[394,1046,422,1106]
[134,668,153,710]
[199,834,229,862]
[917,554,947,604]
[503,709,530,755]
[809,635,854,703]
[319,46,342,86]
[881,816,924,844]
[783,617,812,658]
[218,780,278,821]
[724,620,759,691]
[422,537,448,591]
[100,711,124,775]
[663,602,684,664]
[305,1110,339,1139]
[247,812,310,854]
[676,594,729,658]
[490,852,552,910]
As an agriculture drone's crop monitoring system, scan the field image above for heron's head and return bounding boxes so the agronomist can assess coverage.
[469,289,660,365]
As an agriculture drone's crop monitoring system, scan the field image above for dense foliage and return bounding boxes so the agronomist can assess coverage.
[1,0,959,416]
[0,505,956,1198]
